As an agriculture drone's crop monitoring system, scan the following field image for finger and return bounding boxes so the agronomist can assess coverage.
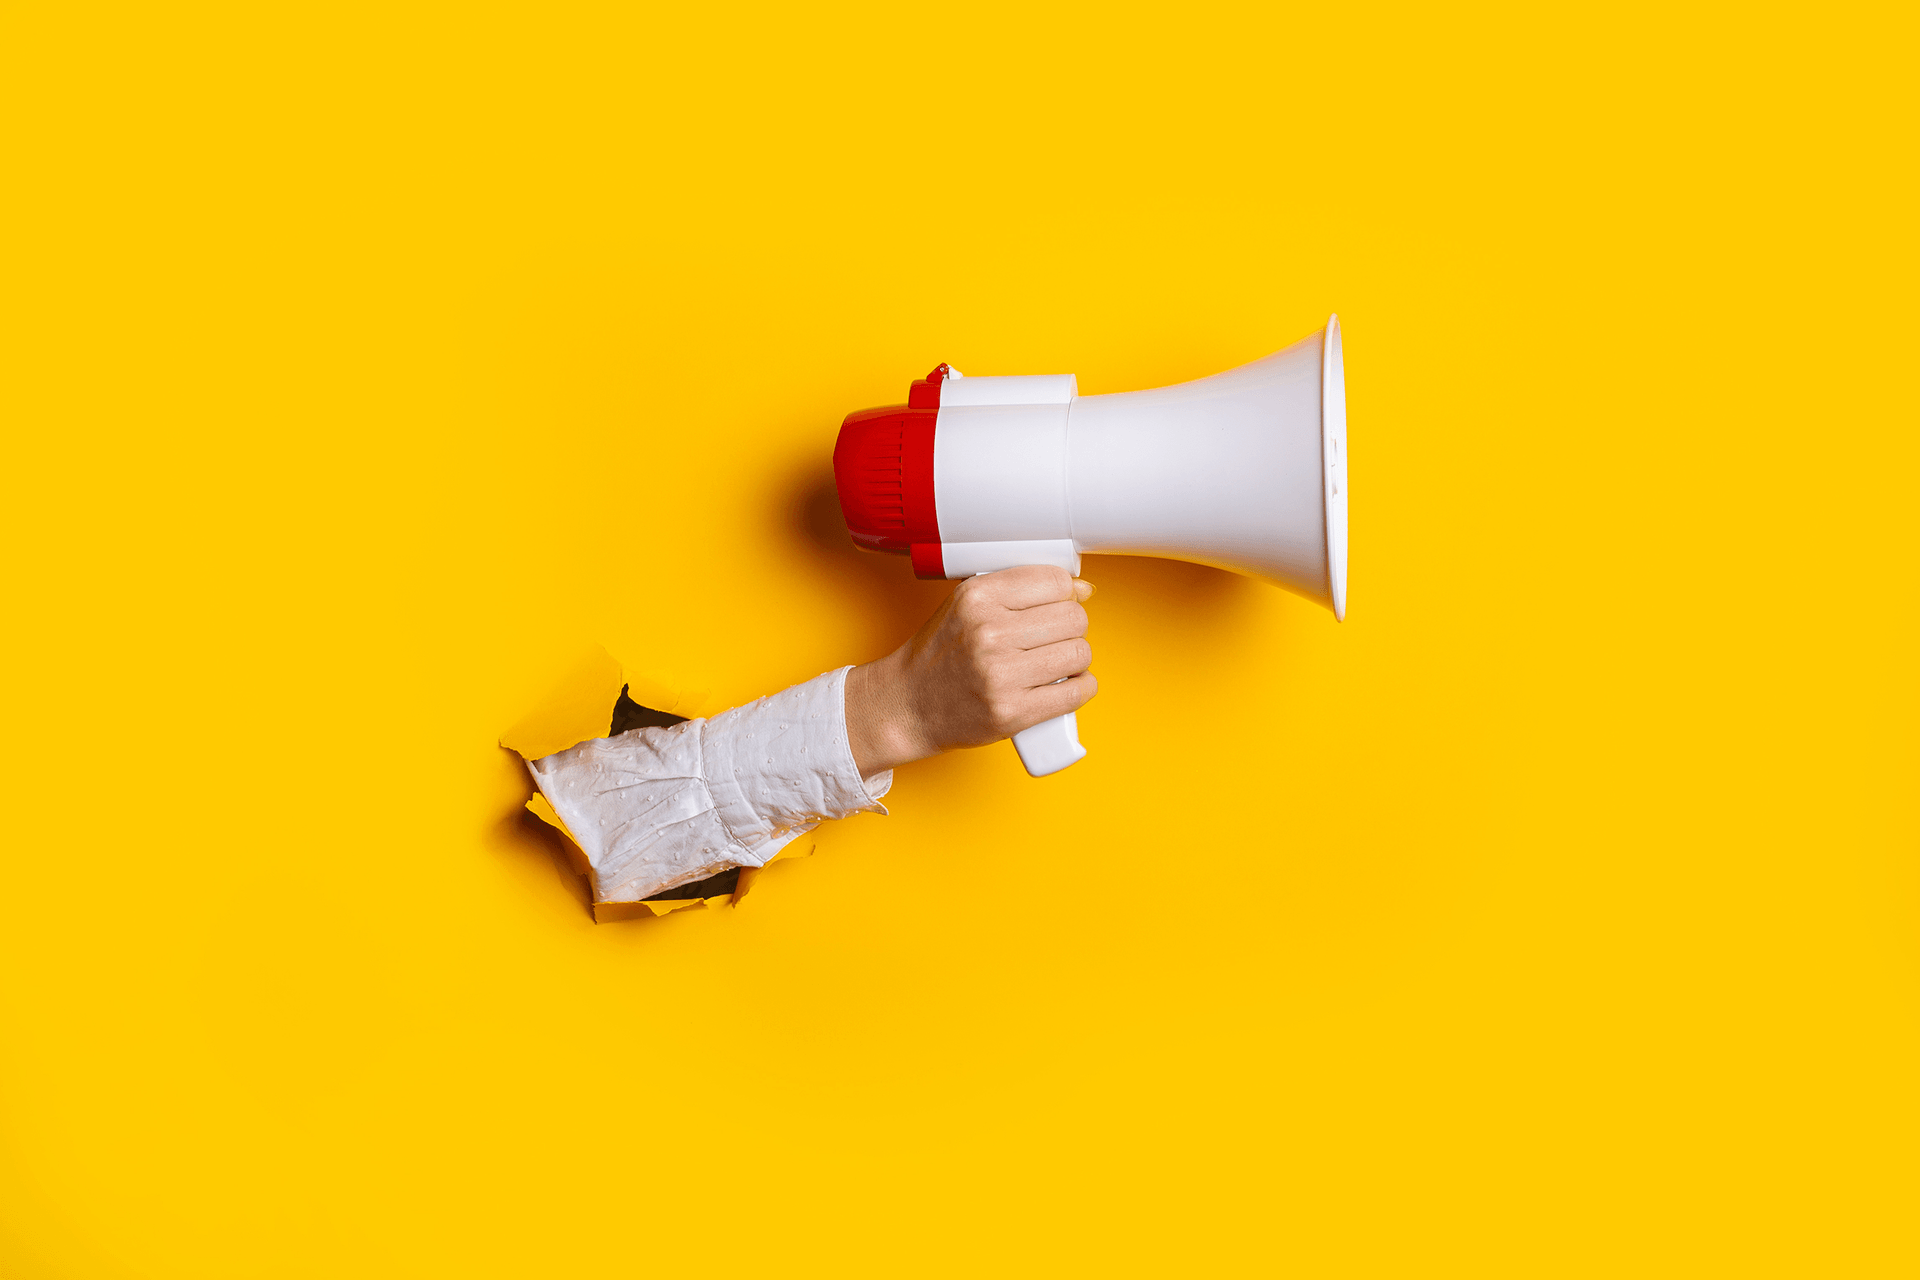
[1019,671,1098,726]
[979,564,1077,610]
[1014,636,1093,688]
[1072,579,1095,602]
[1006,600,1088,650]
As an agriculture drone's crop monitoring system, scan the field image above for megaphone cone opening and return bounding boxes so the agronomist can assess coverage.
[1323,314,1348,622]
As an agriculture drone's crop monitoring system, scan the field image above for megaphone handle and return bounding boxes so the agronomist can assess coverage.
[955,557,1089,778]
[1012,712,1087,778]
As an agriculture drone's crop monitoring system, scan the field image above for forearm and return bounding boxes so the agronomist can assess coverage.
[528,667,891,904]
[521,568,1096,907]
[844,651,938,777]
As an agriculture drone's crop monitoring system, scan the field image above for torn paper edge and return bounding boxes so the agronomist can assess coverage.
[504,646,817,923]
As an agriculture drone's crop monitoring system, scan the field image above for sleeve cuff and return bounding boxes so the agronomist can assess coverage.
[701,667,891,855]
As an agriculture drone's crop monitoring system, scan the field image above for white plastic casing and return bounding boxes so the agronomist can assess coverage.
[928,316,1348,776]
[931,317,1345,610]
[940,374,1078,408]
[935,402,1074,543]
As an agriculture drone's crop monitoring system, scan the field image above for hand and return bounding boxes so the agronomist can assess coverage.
[844,566,1097,776]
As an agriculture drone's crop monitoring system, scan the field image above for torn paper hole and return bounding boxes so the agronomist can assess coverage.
[503,649,809,924]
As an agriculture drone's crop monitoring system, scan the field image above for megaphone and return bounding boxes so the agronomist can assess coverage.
[834,315,1348,777]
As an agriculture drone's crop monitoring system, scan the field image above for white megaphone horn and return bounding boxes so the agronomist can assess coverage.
[833,315,1348,777]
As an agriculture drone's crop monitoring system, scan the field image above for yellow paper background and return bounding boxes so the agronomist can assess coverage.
[2,2,1914,1275]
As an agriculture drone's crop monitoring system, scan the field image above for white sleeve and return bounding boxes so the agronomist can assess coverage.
[523,666,892,904]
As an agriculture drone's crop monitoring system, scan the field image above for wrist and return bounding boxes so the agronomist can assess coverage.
[844,651,935,776]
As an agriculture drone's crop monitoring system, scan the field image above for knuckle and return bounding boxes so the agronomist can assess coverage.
[986,696,1022,735]
[1015,565,1065,595]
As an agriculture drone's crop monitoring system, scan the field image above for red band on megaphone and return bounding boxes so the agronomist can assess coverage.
[908,542,945,579]
[907,363,952,410]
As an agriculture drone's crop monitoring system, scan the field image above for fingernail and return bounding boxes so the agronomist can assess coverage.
[1076,579,1097,599]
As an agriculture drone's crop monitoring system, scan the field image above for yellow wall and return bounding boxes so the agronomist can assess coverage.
[3,2,1913,1274]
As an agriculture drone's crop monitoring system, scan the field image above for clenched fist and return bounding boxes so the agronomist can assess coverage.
[844,566,1098,775]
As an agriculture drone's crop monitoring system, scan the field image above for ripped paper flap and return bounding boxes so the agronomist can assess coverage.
[505,648,797,923]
